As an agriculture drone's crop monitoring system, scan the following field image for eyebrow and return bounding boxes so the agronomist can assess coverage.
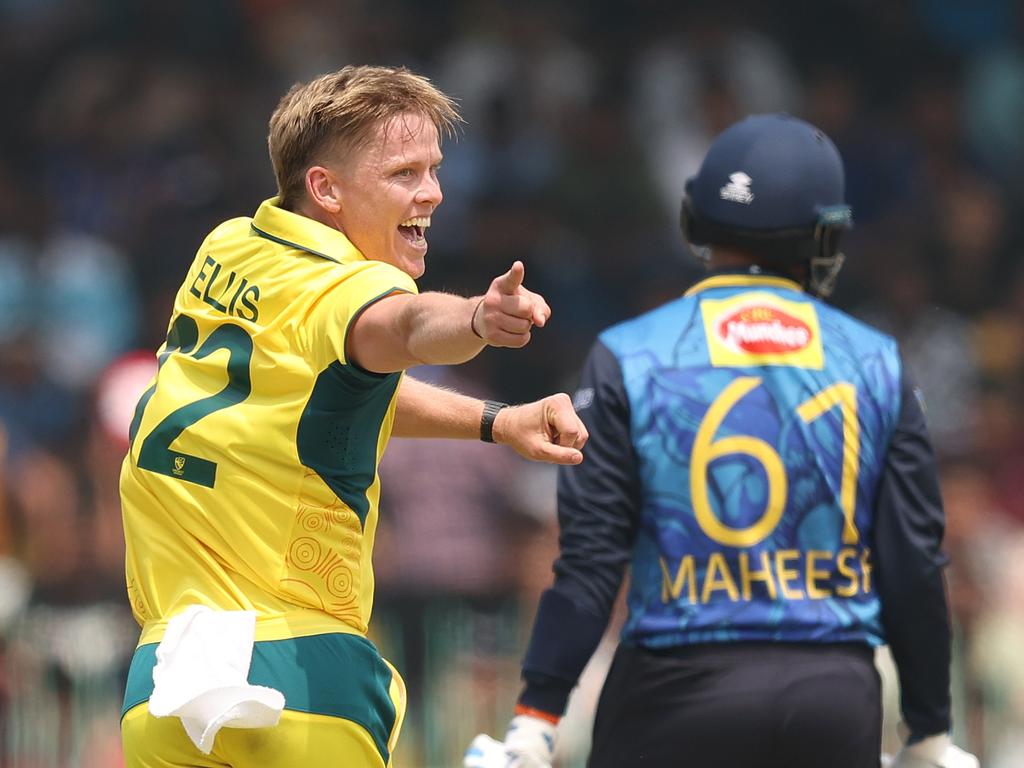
[386,153,444,169]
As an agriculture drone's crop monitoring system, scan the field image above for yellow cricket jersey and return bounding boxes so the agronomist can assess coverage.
[120,198,417,645]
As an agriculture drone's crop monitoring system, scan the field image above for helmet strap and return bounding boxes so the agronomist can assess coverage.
[806,222,846,297]
[807,251,845,298]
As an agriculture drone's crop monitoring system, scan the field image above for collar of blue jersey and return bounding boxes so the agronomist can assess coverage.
[684,267,804,297]
[250,197,365,264]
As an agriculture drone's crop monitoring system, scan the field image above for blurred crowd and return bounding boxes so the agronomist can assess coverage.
[0,0,1023,765]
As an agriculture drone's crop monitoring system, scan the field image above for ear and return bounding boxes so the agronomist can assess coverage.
[305,166,342,214]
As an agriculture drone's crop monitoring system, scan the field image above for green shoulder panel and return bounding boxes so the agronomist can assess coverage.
[295,361,400,528]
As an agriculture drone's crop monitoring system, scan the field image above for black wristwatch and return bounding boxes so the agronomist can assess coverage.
[480,400,509,443]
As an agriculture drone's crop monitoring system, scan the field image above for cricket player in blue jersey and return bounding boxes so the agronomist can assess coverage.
[465,114,980,768]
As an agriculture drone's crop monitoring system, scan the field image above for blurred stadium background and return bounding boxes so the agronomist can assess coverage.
[1,0,1023,765]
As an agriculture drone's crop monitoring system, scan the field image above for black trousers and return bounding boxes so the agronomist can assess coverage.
[588,642,882,768]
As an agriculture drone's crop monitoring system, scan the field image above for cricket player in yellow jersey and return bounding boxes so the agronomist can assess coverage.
[119,65,588,768]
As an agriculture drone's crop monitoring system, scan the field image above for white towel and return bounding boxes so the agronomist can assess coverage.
[148,605,286,754]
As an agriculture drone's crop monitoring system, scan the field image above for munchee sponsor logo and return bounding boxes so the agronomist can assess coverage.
[717,305,812,354]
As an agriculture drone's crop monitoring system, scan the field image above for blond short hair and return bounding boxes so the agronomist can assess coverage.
[268,65,463,210]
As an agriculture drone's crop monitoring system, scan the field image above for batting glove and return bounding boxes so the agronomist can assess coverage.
[463,714,557,768]
[886,733,980,768]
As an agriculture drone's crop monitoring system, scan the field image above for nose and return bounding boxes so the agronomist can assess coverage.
[415,172,442,208]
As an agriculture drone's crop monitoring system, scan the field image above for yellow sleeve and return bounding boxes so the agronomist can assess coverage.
[307,261,418,370]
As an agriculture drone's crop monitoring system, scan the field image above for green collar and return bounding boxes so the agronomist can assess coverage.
[250,197,365,264]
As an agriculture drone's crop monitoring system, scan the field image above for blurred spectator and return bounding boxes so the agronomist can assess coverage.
[970,532,1024,768]
[970,385,1024,525]
[918,0,1018,53]
[930,169,1014,318]
[629,7,800,226]
[973,265,1024,388]
[963,45,1024,187]
[0,237,35,345]
[37,231,139,391]
[0,337,80,460]
[855,251,980,456]
[939,458,1018,755]
[804,68,920,230]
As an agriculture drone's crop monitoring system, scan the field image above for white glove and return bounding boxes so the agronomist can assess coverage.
[885,733,980,768]
[464,714,557,768]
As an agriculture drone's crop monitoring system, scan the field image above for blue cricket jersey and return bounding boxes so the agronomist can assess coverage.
[519,270,952,739]
[607,272,899,647]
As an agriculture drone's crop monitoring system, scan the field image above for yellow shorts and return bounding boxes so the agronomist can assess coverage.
[121,633,406,768]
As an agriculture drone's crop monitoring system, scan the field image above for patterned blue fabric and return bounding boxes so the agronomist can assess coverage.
[601,276,902,647]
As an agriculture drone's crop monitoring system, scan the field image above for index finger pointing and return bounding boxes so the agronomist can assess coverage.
[495,261,525,294]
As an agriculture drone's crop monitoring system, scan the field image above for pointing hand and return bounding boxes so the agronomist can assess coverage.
[472,261,552,348]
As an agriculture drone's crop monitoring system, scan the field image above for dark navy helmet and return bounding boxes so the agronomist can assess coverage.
[680,113,853,296]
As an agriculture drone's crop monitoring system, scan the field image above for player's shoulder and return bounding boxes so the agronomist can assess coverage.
[202,216,255,247]
[296,261,418,348]
[815,297,899,354]
[321,259,419,301]
[598,294,694,355]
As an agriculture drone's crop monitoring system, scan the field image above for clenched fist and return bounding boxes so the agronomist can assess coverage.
[491,393,588,465]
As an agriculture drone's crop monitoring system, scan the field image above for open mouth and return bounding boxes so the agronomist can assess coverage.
[398,216,430,246]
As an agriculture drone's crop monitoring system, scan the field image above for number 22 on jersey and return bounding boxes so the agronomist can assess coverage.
[129,315,254,488]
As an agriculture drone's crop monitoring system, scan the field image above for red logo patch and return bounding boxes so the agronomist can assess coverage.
[717,305,812,354]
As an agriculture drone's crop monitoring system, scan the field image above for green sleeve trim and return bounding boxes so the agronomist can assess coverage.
[342,286,415,377]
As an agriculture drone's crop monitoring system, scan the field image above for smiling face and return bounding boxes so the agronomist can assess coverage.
[330,112,443,279]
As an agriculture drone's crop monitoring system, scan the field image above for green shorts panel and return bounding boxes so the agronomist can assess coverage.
[122,632,397,764]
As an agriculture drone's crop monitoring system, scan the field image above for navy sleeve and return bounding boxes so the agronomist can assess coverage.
[873,364,952,739]
[518,340,641,716]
